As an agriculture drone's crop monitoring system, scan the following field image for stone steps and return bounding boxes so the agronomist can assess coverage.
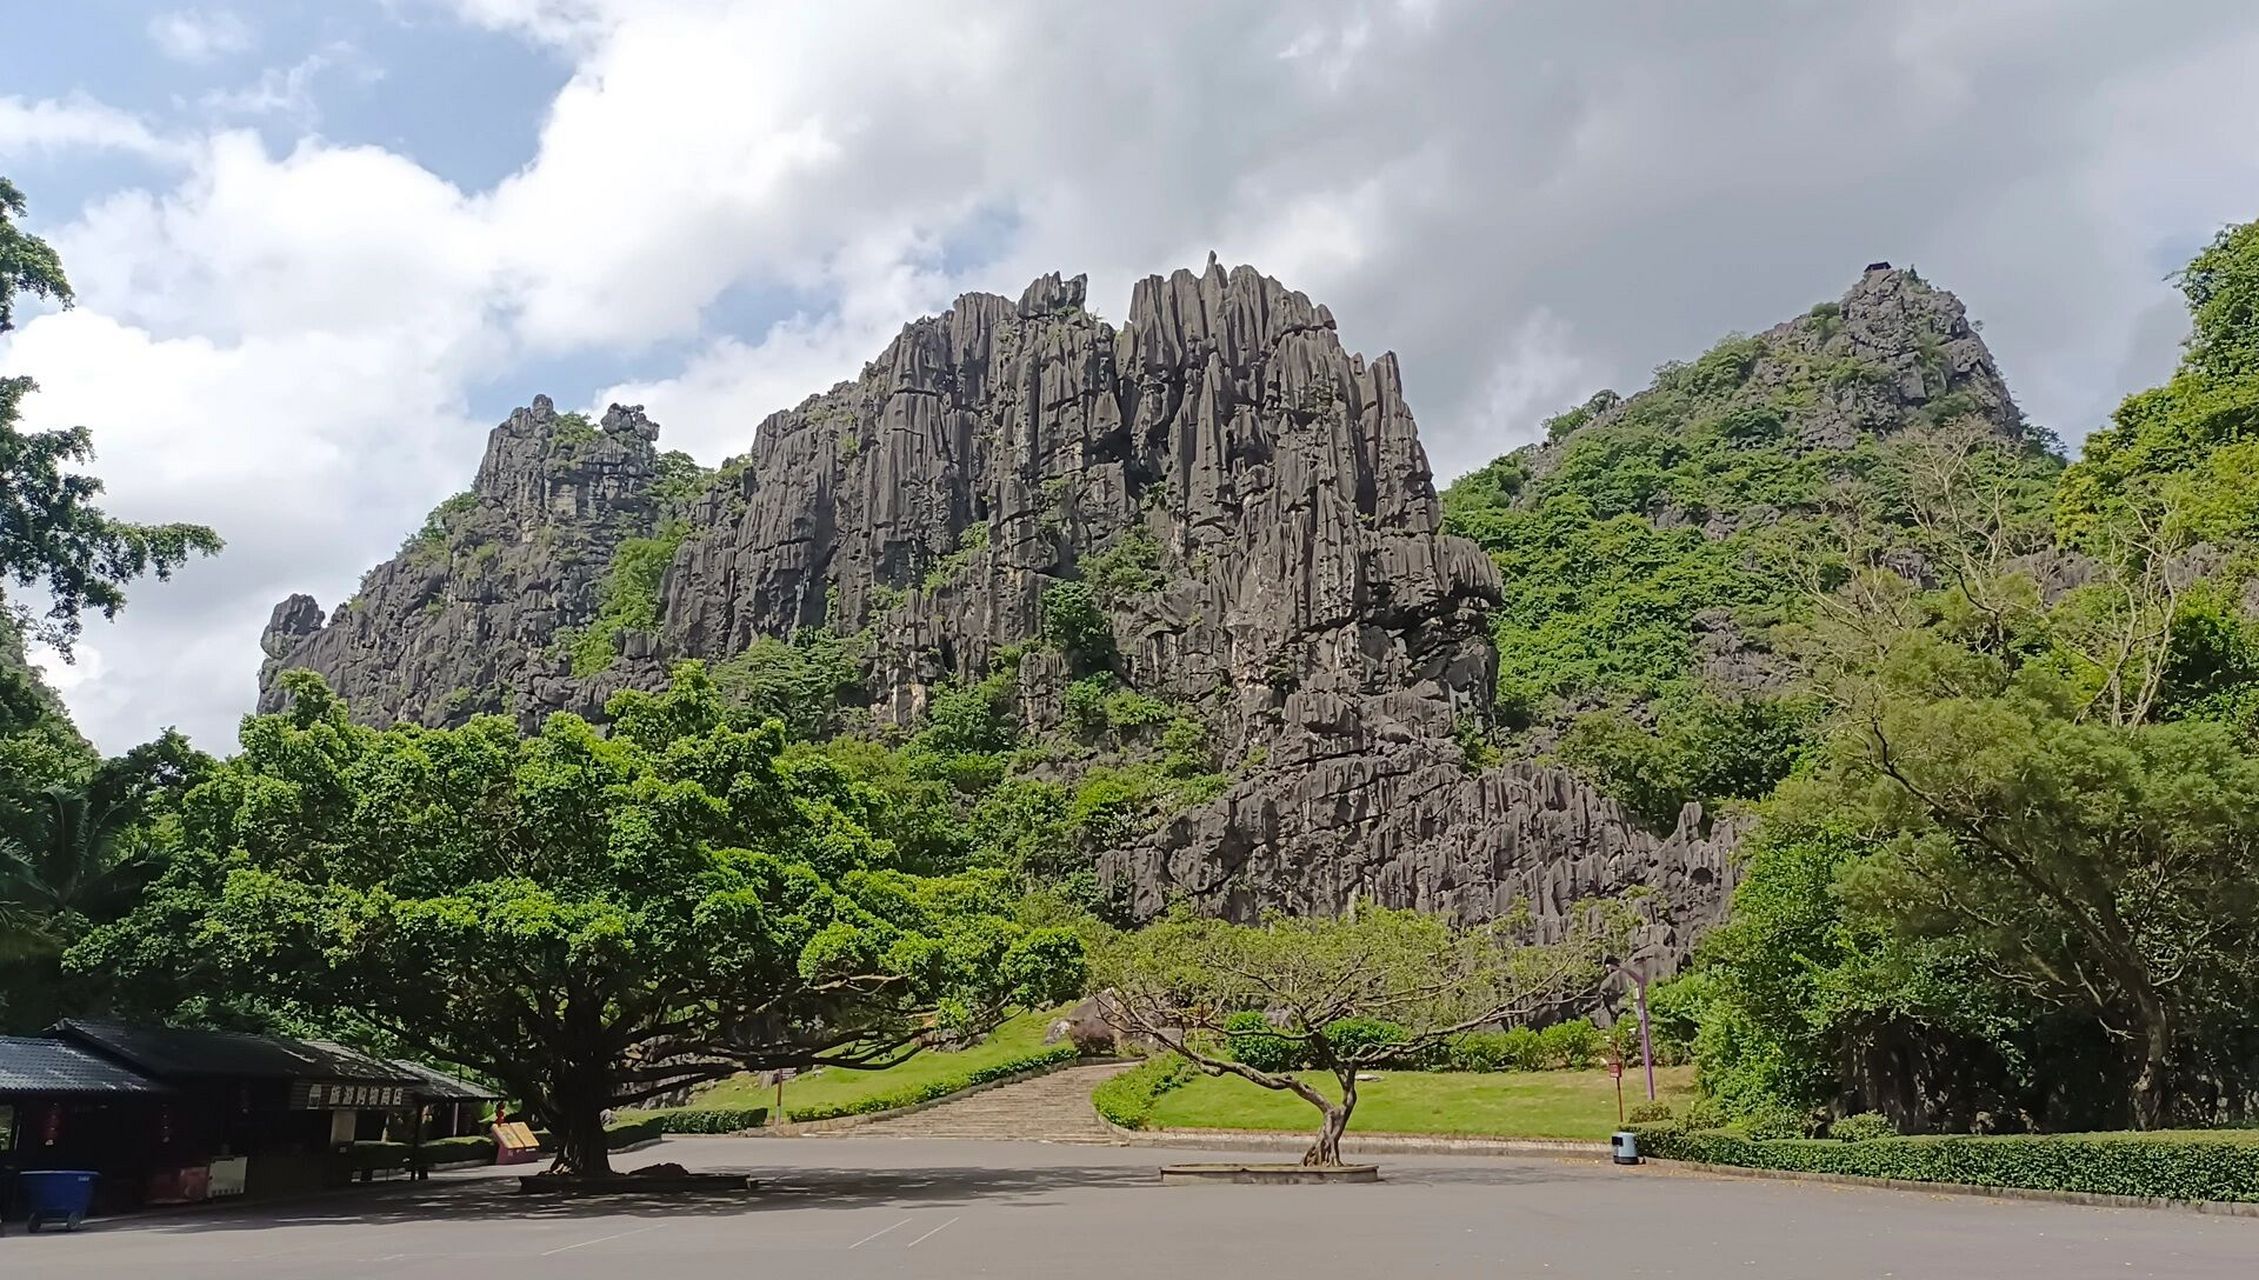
[843,1061,1133,1143]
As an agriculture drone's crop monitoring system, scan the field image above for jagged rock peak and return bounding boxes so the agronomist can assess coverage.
[1543,265,2026,460]
[255,263,1733,980]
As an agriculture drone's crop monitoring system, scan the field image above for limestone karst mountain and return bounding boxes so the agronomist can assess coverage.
[258,259,2033,976]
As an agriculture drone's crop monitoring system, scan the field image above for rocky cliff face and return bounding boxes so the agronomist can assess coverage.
[258,401,669,724]
[260,260,1742,976]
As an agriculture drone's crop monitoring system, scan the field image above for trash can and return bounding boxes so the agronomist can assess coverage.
[18,1170,98,1232]
[1610,1131,1641,1166]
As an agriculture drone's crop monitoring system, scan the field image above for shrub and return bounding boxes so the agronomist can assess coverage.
[1538,1018,1603,1069]
[1226,1011,1303,1072]
[651,1106,771,1134]
[605,1115,666,1148]
[1630,1128,2259,1204]
[414,1134,497,1167]
[1324,1017,1410,1063]
[1627,1102,1675,1125]
[1042,581,1114,664]
[349,1141,411,1173]
[1064,674,1115,734]
[1092,1054,1198,1129]
[1830,1112,1896,1142]
[1741,1106,1811,1140]
[783,1045,1077,1123]
[1500,1026,1548,1071]
[1443,1030,1515,1073]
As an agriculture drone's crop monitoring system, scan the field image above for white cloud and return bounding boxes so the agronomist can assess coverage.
[13,0,2259,755]
[147,9,255,63]
[0,96,179,161]
[200,45,380,130]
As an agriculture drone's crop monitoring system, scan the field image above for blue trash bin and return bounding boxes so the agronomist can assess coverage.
[18,1170,98,1232]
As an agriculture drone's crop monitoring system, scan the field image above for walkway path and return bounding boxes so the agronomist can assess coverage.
[844,1061,1130,1143]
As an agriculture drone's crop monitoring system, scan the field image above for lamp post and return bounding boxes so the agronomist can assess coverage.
[1613,963,1657,1102]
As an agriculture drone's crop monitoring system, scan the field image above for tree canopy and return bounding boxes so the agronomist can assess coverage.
[1095,905,1613,1164]
[78,666,1085,1174]
[1667,220,2259,1134]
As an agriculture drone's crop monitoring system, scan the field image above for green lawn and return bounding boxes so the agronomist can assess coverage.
[688,1006,1071,1116]
[1143,1065,1697,1142]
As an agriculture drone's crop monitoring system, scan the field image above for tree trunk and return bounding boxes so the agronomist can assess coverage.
[1304,1104,1349,1167]
[1302,1073,1357,1167]
[2129,1013,2172,1131]
[544,1068,615,1178]
[549,1102,613,1177]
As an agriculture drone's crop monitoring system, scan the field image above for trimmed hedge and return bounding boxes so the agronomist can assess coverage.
[349,1141,412,1173]
[784,1044,1079,1122]
[650,1106,770,1134]
[604,1116,665,1148]
[1633,1125,2259,1203]
[1092,1054,1198,1130]
[416,1134,498,1166]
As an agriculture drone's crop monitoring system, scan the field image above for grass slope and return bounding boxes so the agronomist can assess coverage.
[1144,1065,1696,1142]
[689,1006,1071,1115]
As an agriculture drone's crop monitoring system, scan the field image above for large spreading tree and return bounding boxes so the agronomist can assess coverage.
[1095,905,1613,1165]
[78,666,1086,1175]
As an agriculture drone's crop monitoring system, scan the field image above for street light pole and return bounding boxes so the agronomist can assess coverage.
[1634,971,1656,1102]
[1612,961,1658,1102]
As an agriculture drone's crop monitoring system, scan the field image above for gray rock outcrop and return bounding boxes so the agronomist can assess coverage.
[259,261,1742,973]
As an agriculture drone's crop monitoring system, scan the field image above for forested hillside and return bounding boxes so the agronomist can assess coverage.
[1453,229,2259,1132]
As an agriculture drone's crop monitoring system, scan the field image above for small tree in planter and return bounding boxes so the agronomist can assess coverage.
[1095,905,1615,1166]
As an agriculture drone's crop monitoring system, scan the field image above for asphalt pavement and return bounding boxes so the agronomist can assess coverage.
[5,1135,2255,1279]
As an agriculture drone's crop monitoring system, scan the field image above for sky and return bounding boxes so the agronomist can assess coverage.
[5,0,2259,755]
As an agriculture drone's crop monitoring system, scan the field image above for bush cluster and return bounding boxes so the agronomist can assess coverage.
[783,1045,1079,1123]
[1829,1112,1896,1142]
[602,1115,666,1148]
[1222,1017,1612,1073]
[1629,1126,2259,1203]
[1092,1054,1199,1129]
[1224,1012,1300,1072]
[415,1134,498,1166]
[648,1105,772,1134]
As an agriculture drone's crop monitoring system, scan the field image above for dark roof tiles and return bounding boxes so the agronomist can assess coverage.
[386,1058,503,1102]
[52,1020,413,1085]
[0,1035,170,1096]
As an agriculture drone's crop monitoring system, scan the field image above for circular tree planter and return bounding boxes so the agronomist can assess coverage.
[518,1172,759,1196]
[1160,1163,1380,1185]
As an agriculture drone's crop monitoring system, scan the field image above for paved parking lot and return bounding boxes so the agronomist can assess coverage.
[6,1135,2256,1279]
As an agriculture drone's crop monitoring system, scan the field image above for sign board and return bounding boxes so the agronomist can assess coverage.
[291,1081,409,1110]
[208,1156,248,1198]
[1609,1060,1624,1080]
[496,1122,540,1150]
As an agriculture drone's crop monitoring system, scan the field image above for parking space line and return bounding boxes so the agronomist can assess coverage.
[540,1223,661,1256]
[906,1216,960,1248]
[849,1217,914,1248]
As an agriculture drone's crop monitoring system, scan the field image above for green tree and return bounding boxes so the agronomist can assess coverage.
[0,728,211,1030]
[2058,219,2259,546]
[1095,906,1611,1165]
[77,667,1084,1175]
[0,177,222,653]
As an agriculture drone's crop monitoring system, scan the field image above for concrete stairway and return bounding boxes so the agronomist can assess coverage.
[843,1061,1132,1143]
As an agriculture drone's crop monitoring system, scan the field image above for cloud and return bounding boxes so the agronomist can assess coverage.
[13,0,2259,756]
[147,9,255,63]
[200,45,381,130]
[0,96,179,161]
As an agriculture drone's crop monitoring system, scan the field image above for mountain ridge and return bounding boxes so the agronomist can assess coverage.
[255,259,2032,979]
